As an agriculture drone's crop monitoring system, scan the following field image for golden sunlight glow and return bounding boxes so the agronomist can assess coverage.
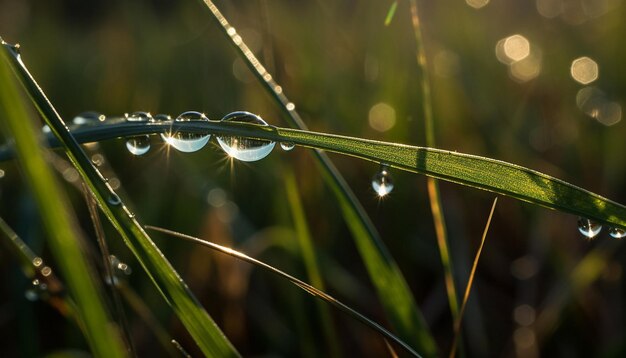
[368,102,396,132]
[536,0,563,18]
[503,35,530,62]
[571,56,598,84]
[509,50,542,82]
[466,0,490,9]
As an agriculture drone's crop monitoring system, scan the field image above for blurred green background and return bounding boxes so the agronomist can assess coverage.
[1,0,625,356]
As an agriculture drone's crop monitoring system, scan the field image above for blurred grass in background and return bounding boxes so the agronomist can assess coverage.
[1,0,625,356]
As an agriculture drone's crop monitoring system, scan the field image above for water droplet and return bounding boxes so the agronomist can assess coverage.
[40,266,52,277]
[42,125,51,133]
[286,102,296,111]
[609,227,626,239]
[280,142,295,151]
[372,165,394,197]
[161,111,210,153]
[108,193,121,205]
[32,257,43,267]
[126,111,152,122]
[577,217,602,239]
[126,135,151,156]
[91,154,105,166]
[217,111,275,162]
[73,111,105,125]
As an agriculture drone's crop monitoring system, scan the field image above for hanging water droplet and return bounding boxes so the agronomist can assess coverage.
[108,193,121,205]
[372,165,394,197]
[577,217,602,239]
[217,111,275,162]
[609,227,626,239]
[280,142,295,151]
[161,111,210,153]
[126,111,152,122]
[73,111,105,126]
[107,255,132,286]
[126,135,151,156]
[42,125,51,133]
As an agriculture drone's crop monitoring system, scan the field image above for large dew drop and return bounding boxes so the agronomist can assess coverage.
[372,165,394,197]
[577,217,602,239]
[609,227,626,239]
[126,135,151,156]
[162,111,210,153]
[217,111,275,162]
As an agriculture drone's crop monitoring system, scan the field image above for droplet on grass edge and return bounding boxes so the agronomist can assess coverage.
[577,217,602,239]
[217,111,275,162]
[161,111,210,153]
[372,165,394,197]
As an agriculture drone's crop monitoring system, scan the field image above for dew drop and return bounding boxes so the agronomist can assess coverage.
[126,135,151,156]
[609,227,626,239]
[126,111,152,122]
[577,217,602,239]
[32,257,43,267]
[42,125,51,133]
[73,111,105,125]
[217,111,276,162]
[161,111,210,153]
[280,142,295,151]
[372,165,394,197]
[108,193,121,205]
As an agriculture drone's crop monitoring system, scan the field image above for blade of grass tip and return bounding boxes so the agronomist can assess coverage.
[145,225,423,358]
[27,119,626,230]
[448,197,497,358]
[0,41,126,357]
[408,0,460,332]
[82,185,136,356]
[284,169,342,358]
[0,39,239,357]
[197,1,437,354]
[385,1,399,26]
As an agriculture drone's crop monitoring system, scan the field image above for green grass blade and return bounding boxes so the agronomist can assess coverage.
[145,225,423,358]
[1,39,239,357]
[284,169,342,358]
[409,0,460,332]
[33,120,626,230]
[0,45,127,357]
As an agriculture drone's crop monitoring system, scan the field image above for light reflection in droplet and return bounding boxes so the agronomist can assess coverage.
[466,0,489,9]
[368,102,396,132]
[571,57,598,84]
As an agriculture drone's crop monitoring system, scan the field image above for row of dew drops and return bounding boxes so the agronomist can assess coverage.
[67,111,393,197]
[67,112,626,240]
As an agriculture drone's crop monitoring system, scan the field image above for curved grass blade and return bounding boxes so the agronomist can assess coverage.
[25,119,626,230]
[1,39,239,357]
[144,225,422,358]
[0,45,126,357]
[449,198,497,358]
